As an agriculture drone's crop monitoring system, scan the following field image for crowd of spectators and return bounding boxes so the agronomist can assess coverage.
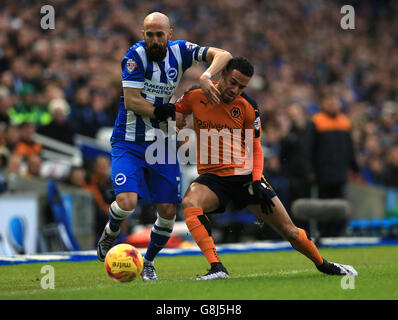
[0,0,397,218]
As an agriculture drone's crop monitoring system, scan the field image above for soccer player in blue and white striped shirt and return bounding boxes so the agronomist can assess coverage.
[97,12,232,281]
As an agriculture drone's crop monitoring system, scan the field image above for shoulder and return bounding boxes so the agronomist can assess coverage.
[122,41,147,70]
[312,112,351,131]
[176,85,202,104]
[124,41,146,60]
[238,93,261,137]
[176,85,204,104]
[172,40,205,61]
[169,40,185,46]
[130,41,145,52]
[239,92,260,119]
[312,112,324,123]
[171,40,199,50]
[337,113,352,130]
[184,85,202,95]
[240,92,259,111]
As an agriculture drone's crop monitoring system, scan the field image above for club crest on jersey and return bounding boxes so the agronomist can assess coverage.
[185,41,198,51]
[115,173,127,186]
[126,59,137,73]
[230,106,241,118]
[166,67,178,80]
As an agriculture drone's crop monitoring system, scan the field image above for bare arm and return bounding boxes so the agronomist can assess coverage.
[202,47,232,78]
[123,87,156,118]
[123,87,175,121]
[199,47,232,105]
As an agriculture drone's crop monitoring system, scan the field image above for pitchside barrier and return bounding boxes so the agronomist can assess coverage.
[0,175,95,256]
[346,183,387,219]
[0,178,397,257]
[291,198,351,244]
[291,183,398,243]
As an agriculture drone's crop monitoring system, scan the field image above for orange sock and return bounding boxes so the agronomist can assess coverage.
[290,228,324,266]
[184,207,220,264]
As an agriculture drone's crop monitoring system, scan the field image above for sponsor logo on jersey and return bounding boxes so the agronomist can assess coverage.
[195,119,233,132]
[143,80,177,97]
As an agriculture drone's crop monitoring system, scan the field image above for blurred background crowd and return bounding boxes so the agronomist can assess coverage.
[0,0,397,242]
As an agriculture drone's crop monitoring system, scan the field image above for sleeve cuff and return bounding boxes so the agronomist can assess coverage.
[122,80,144,89]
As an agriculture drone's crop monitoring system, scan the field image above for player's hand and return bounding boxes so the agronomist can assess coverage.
[251,180,275,215]
[154,103,176,121]
[176,112,187,130]
[199,75,220,105]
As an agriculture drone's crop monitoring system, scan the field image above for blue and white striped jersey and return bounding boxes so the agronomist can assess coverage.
[112,40,209,142]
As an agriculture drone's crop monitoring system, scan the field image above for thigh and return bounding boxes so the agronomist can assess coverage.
[111,141,148,199]
[247,196,298,241]
[187,174,234,213]
[147,162,181,204]
[183,182,221,213]
[232,175,276,210]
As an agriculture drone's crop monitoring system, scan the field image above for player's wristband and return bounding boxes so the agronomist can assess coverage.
[202,71,212,79]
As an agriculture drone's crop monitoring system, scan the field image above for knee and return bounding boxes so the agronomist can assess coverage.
[182,196,198,211]
[116,193,137,212]
[158,204,176,220]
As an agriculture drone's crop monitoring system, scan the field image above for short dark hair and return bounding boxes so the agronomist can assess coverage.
[225,56,254,77]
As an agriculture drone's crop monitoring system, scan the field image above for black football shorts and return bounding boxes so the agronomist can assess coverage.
[191,173,276,214]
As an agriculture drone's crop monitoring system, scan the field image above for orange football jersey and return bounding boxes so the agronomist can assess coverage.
[175,86,261,177]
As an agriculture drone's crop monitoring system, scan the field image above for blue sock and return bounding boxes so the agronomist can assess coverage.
[108,201,134,233]
[144,215,175,262]
[109,217,122,233]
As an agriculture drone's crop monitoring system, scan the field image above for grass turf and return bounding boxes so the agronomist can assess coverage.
[0,245,397,300]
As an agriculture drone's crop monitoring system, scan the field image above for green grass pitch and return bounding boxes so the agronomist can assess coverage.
[0,246,397,300]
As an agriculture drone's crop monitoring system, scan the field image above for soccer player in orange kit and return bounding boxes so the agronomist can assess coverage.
[175,56,358,279]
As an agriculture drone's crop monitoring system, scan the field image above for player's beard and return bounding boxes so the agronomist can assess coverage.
[221,96,232,104]
[146,43,167,62]
[221,91,236,104]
